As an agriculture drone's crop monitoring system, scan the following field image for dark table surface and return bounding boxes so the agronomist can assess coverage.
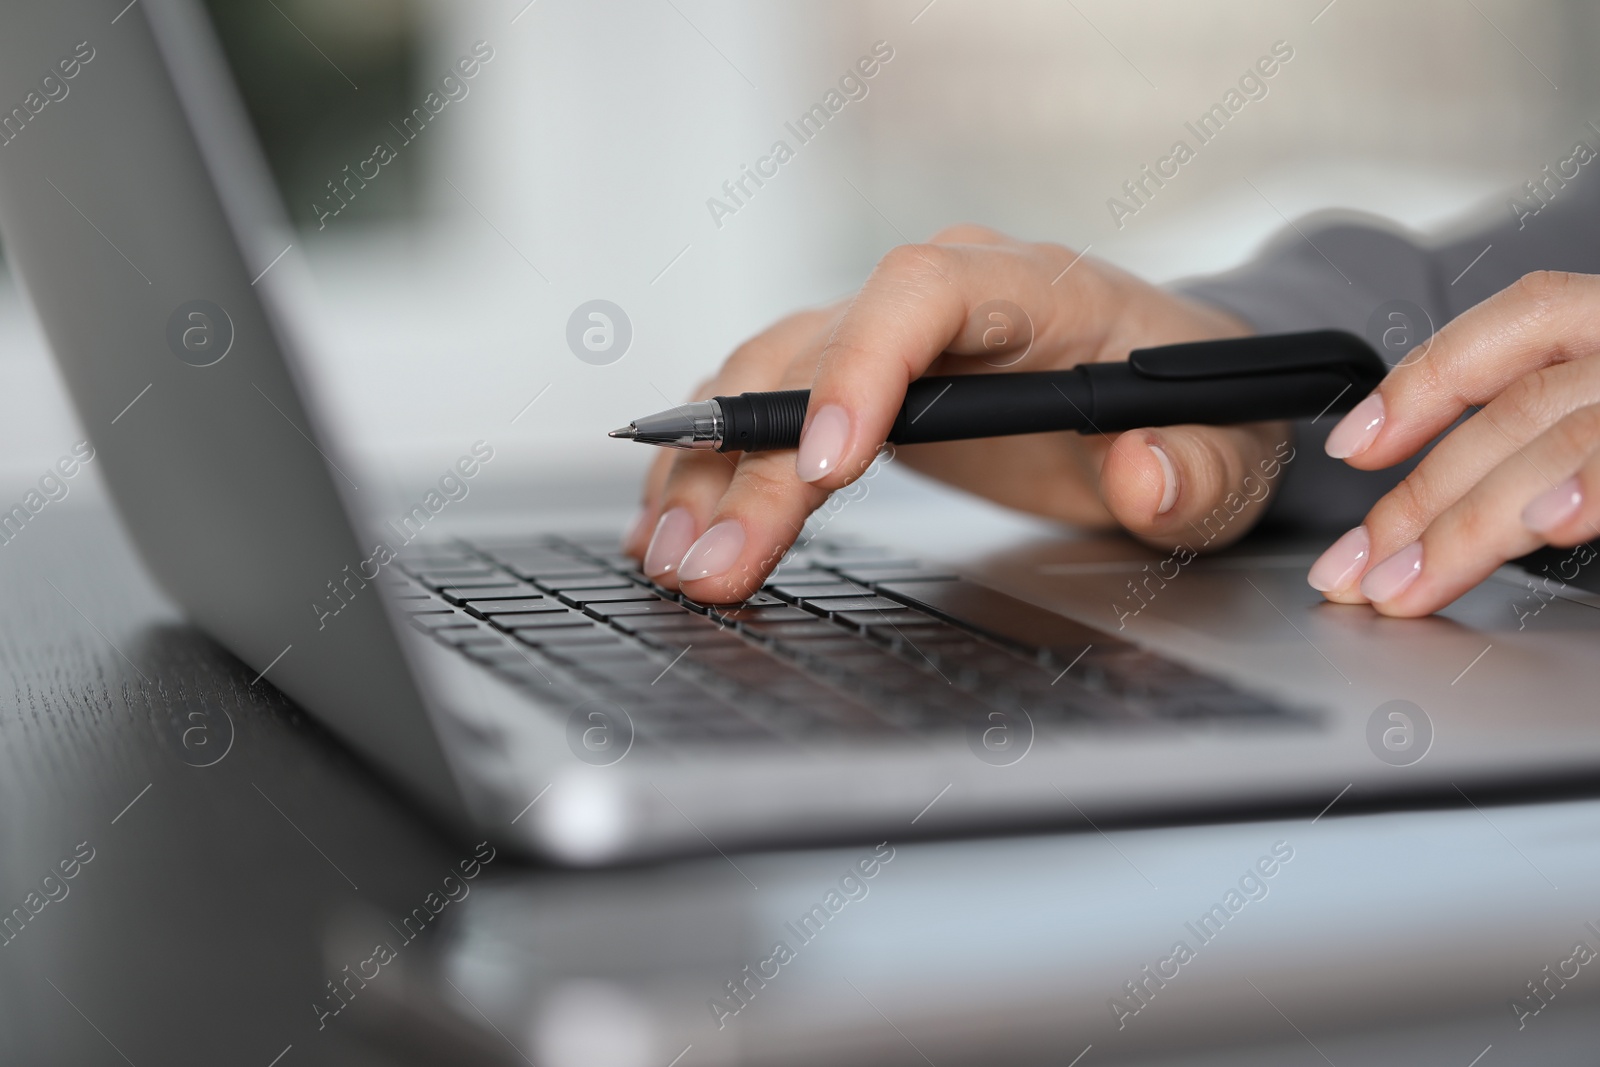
[0,499,478,1066]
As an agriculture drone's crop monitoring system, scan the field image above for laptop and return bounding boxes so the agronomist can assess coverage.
[4,0,1599,866]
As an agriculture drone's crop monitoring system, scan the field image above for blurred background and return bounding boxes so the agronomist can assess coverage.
[0,0,1594,492]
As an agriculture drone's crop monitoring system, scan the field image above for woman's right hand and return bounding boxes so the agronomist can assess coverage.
[624,224,1293,603]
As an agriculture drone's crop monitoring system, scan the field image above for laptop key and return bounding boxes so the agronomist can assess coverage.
[586,600,692,619]
[466,597,563,616]
[541,647,668,669]
[438,583,536,604]
[661,638,765,660]
[798,596,908,616]
[466,643,557,665]
[764,564,841,584]
[499,617,601,633]
[560,533,626,551]
[833,610,938,628]
[488,552,613,579]
[409,611,478,630]
[489,611,593,629]
[407,560,501,573]
[742,619,844,640]
[633,630,746,654]
[876,578,1103,659]
[584,551,645,569]
[769,581,874,600]
[610,614,727,635]
[395,595,448,612]
[695,591,785,608]
[714,605,814,626]
[429,629,505,648]
[515,629,627,648]
[411,568,505,586]
[560,589,660,608]
[539,576,637,592]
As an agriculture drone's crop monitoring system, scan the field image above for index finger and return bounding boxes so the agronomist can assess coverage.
[794,240,1112,489]
[1327,271,1600,469]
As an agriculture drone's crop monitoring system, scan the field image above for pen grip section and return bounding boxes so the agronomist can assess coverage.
[716,390,810,452]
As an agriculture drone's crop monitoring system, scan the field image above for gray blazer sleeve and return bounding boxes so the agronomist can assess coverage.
[1173,165,1600,533]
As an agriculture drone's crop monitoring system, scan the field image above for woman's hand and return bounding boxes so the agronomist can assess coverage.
[1309,271,1600,616]
[624,225,1288,603]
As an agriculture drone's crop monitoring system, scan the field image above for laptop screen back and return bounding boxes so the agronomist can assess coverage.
[0,0,468,816]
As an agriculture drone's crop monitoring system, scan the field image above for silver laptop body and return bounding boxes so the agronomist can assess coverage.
[2,0,1598,866]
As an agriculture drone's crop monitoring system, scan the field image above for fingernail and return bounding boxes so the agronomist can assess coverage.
[1360,541,1423,602]
[796,404,850,483]
[1149,443,1178,515]
[1325,393,1385,459]
[678,520,746,581]
[1307,525,1371,592]
[622,507,652,554]
[643,507,695,578]
[1523,477,1583,533]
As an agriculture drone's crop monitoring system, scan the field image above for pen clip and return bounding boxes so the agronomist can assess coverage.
[1127,330,1387,389]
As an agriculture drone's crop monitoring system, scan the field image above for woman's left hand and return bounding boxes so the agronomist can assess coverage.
[1309,270,1600,616]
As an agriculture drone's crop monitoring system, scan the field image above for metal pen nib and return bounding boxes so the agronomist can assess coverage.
[607,399,724,450]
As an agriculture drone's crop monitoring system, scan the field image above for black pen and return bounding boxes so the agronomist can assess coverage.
[609,330,1386,452]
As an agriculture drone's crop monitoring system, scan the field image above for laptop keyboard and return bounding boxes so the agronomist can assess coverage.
[389,534,1310,746]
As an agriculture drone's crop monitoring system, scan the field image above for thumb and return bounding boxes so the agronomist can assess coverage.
[1097,422,1294,551]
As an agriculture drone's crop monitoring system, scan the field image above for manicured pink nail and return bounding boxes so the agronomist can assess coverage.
[677,520,746,581]
[643,507,695,578]
[1307,525,1370,592]
[1325,393,1385,459]
[796,405,850,483]
[1149,443,1178,515]
[1360,541,1423,602]
[1523,477,1582,534]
